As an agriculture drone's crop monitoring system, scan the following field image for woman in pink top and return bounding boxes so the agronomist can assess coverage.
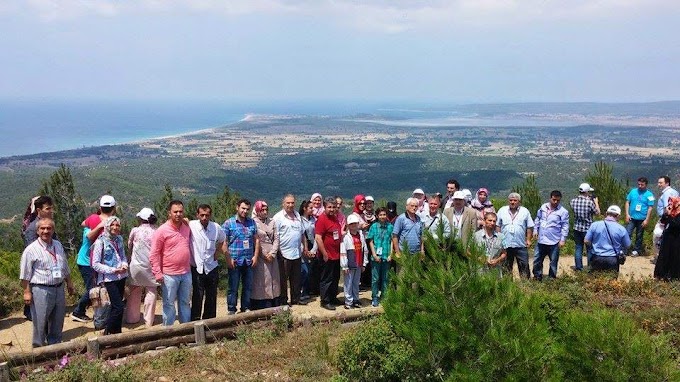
[125,208,159,327]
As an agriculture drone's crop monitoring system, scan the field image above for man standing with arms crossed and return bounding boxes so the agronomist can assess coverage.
[189,204,226,321]
[533,190,570,280]
[150,200,192,325]
[496,192,534,279]
[624,177,655,257]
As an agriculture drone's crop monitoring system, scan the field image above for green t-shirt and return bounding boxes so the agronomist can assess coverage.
[367,222,393,261]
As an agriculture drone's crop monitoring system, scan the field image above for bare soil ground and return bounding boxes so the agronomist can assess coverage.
[0,254,656,354]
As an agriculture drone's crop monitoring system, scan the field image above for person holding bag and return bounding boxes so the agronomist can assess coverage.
[584,205,631,277]
[91,216,129,335]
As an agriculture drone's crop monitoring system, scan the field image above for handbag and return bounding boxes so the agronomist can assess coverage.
[89,284,110,308]
[603,222,626,265]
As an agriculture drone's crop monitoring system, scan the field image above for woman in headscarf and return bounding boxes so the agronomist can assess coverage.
[300,200,319,299]
[363,196,376,226]
[387,201,398,223]
[251,200,281,310]
[125,208,159,327]
[91,216,128,335]
[310,193,324,218]
[350,194,370,231]
[471,188,496,229]
[654,196,680,281]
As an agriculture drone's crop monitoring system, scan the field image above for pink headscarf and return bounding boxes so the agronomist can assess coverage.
[252,200,268,219]
[310,193,324,217]
[353,194,366,214]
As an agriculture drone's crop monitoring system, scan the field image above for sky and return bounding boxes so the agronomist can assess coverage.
[1,0,679,103]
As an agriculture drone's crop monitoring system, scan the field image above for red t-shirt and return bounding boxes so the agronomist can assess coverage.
[315,213,342,260]
[352,232,363,266]
[84,214,101,230]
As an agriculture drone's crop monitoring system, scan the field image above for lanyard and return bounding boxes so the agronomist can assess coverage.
[40,242,58,265]
[483,234,496,256]
[509,209,519,224]
[452,211,463,226]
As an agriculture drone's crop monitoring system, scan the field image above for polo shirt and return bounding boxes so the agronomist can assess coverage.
[189,220,226,274]
[657,186,679,217]
[585,218,631,257]
[421,212,451,240]
[392,213,423,254]
[496,206,534,248]
[315,213,342,261]
[626,188,655,220]
[273,210,304,260]
[474,230,506,260]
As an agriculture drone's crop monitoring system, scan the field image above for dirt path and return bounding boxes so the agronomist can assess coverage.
[0,255,656,354]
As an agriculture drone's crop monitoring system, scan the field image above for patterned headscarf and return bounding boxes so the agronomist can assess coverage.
[253,200,268,219]
[311,193,324,217]
[101,216,124,256]
[669,196,680,218]
[471,188,493,209]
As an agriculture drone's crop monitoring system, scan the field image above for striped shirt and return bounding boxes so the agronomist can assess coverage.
[20,238,70,286]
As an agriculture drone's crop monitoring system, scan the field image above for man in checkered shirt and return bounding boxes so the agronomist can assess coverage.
[569,183,601,271]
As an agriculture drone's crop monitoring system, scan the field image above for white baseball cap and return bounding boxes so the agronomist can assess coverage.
[606,205,621,216]
[412,188,425,195]
[579,183,595,192]
[136,207,154,220]
[453,191,466,200]
[365,195,374,202]
[99,195,116,207]
[346,214,361,225]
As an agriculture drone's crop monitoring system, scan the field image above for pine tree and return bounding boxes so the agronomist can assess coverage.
[512,174,541,216]
[154,184,174,221]
[212,186,240,224]
[585,161,626,211]
[38,164,86,254]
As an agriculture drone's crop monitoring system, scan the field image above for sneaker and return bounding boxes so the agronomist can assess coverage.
[352,301,363,308]
[71,312,91,323]
[322,303,336,311]
[371,301,379,307]
[631,250,639,257]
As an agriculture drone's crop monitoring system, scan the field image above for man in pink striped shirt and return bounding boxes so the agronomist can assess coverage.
[149,200,192,325]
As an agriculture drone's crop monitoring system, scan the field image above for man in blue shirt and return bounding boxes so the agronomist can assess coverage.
[391,198,424,258]
[496,192,534,279]
[533,190,569,280]
[585,205,631,276]
[653,176,679,261]
[624,177,655,256]
[222,199,259,314]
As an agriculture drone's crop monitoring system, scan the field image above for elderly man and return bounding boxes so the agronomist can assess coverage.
[625,177,655,257]
[273,194,308,306]
[569,182,600,271]
[585,205,631,276]
[412,188,429,218]
[20,218,75,347]
[443,191,478,247]
[392,197,424,257]
[189,204,226,321]
[315,196,343,310]
[533,190,570,280]
[150,200,192,325]
[421,195,451,240]
[496,192,534,279]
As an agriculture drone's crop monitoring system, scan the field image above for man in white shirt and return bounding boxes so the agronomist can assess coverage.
[496,192,534,279]
[273,194,308,306]
[189,204,226,320]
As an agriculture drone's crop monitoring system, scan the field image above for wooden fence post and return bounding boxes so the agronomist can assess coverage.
[194,322,206,346]
[87,337,100,359]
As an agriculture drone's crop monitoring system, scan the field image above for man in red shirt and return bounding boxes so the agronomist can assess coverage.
[315,196,342,310]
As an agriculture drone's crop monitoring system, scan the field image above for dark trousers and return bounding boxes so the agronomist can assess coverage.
[626,219,645,253]
[301,259,311,298]
[250,299,275,310]
[319,259,340,305]
[505,247,530,279]
[281,257,302,305]
[103,278,126,335]
[74,265,95,315]
[589,255,619,276]
[309,256,322,296]
[360,261,372,287]
[190,266,219,320]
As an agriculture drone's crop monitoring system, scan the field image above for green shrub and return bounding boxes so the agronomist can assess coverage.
[335,317,420,382]
[0,273,23,318]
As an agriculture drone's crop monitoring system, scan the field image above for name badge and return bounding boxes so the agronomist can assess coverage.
[376,247,383,256]
[507,225,516,234]
[332,231,339,240]
[243,239,250,250]
[635,204,642,212]
[51,265,62,279]
[541,222,547,228]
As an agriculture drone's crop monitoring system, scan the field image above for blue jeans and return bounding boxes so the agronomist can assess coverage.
[505,247,530,279]
[228,264,253,313]
[533,243,560,280]
[73,265,95,316]
[573,230,590,270]
[626,219,645,253]
[161,272,192,326]
[371,260,390,302]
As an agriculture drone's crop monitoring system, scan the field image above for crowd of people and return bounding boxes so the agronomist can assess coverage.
[17,176,680,347]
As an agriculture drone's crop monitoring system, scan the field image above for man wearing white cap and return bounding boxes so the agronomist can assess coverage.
[71,195,117,323]
[443,191,478,247]
[585,205,630,275]
[412,188,429,218]
[569,183,600,271]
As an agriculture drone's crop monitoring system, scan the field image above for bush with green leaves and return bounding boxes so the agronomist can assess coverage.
[335,316,420,382]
